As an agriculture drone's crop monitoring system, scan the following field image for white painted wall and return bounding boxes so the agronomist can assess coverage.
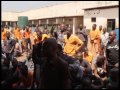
[2,1,118,21]
[84,7,119,30]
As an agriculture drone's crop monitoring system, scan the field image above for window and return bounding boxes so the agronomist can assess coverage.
[91,17,96,22]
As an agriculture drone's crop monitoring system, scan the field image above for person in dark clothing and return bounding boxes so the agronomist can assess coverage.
[3,32,15,66]
[77,26,88,52]
[104,68,119,89]
[57,44,83,89]
[75,53,92,75]
[32,31,44,89]
[57,44,75,64]
[106,31,119,75]
[94,55,106,80]
[40,38,71,89]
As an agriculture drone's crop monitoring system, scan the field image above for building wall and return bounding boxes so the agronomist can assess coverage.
[2,1,118,21]
[2,12,18,21]
[84,7,119,30]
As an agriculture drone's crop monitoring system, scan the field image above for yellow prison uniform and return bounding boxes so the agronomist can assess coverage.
[64,35,83,57]
[83,52,93,64]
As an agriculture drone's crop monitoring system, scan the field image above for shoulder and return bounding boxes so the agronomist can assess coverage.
[57,56,69,67]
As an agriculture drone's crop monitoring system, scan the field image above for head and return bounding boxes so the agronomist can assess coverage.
[84,47,89,55]
[12,58,18,68]
[82,77,92,87]
[26,26,29,31]
[99,25,102,31]
[92,24,97,30]
[109,68,119,82]
[67,29,72,37]
[1,27,4,32]
[61,29,64,34]
[96,55,105,67]
[23,27,25,30]
[109,31,116,42]
[15,26,18,29]
[42,38,58,58]
[103,27,107,34]
[98,45,105,55]
[3,60,10,68]
[36,31,42,40]
[80,25,83,30]
[6,32,10,39]
[76,53,83,62]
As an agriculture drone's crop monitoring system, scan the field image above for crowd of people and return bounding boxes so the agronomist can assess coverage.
[1,23,119,89]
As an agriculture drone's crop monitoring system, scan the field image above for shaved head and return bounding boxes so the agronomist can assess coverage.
[109,31,116,42]
[99,25,102,31]
[42,38,58,57]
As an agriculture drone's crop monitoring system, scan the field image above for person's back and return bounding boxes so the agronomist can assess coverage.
[40,56,70,89]
[40,38,71,89]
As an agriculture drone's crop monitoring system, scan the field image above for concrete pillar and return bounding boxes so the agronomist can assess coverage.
[39,20,41,25]
[6,22,8,26]
[63,18,65,23]
[46,19,49,24]
[56,18,58,24]
[73,17,76,35]
[32,21,34,24]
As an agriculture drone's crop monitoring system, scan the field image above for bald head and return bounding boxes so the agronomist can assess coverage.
[42,38,58,57]
[109,31,116,42]
[92,24,97,30]
[99,25,102,31]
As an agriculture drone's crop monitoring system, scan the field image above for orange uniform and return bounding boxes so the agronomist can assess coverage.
[83,52,93,64]
[14,28,19,39]
[89,29,99,56]
[25,30,31,39]
[1,31,6,40]
[96,29,102,49]
[16,31,22,40]
[64,35,83,56]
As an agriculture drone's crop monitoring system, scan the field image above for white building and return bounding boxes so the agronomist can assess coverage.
[1,1,119,33]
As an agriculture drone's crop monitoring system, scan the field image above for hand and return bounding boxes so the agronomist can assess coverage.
[115,63,119,68]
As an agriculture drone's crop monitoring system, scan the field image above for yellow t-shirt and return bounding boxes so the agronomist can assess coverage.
[14,28,19,39]
[89,29,98,40]
[64,35,83,56]
[83,52,93,64]
[42,34,49,41]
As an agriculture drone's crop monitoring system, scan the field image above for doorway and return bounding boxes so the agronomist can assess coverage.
[107,19,115,32]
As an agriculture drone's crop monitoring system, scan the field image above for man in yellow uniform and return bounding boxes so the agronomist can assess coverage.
[83,47,93,64]
[13,26,19,39]
[64,29,83,57]
[89,24,99,56]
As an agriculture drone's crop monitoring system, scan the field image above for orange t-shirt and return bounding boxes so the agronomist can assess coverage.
[64,35,83,56]
[14,28,19,38]
[1,31,6,40]
[89,29,98,40]
[25,31,30,39]
[83,52,93,64]
[16,31,22,40]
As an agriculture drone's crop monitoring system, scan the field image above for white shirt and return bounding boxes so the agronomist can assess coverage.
[100,32,109,46]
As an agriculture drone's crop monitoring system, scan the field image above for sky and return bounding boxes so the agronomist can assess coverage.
[2,1,71,12]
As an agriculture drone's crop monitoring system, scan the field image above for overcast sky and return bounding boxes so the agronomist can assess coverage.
[2,1,71,12]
